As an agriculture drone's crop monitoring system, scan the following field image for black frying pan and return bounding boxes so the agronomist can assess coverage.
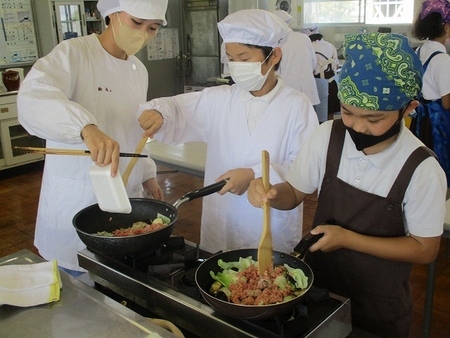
[72,180,227,256]
[195,233,323,320]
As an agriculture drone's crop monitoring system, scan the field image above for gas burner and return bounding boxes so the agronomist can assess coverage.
[180,268,197,287]
[78,238,352,338]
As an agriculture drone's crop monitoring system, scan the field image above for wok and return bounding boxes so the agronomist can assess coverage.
[195,233,323,320]
[72,180,227,256]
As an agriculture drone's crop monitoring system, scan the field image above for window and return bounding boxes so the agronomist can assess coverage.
[303,0,413,25]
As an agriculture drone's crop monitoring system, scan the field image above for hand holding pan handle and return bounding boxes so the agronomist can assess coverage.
[173,180,227,208]
[292,232,324,260]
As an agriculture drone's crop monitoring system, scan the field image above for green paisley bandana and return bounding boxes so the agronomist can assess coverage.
[337,33,423,111]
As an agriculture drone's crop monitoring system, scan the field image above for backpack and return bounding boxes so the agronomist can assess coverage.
[409,50,443,149]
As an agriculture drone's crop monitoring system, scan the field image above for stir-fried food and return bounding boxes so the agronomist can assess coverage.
[95,213,170,237]
[209,257,308,306]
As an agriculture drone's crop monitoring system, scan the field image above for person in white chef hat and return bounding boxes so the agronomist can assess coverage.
[17,0,168,276]
[272,10,320,108]
[137,9,318,255]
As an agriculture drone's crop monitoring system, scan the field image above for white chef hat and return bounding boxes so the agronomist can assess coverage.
[273,9,292,26]
[97,0,168,25]
[218,9,290,48]
[300,27,319,36]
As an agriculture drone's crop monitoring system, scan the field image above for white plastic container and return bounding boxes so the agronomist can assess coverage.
[89,163,132,214]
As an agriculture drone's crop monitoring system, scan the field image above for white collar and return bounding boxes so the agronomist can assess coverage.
[344,120,408,169]
[238,76,284,103]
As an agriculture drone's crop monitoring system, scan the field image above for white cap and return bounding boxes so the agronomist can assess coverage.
[97,0,168,25]
[273,9,292,25]
[300,27,319,36]
[218,9,290,48]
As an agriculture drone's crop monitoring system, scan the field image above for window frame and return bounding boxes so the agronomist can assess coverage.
[302,0,414,26]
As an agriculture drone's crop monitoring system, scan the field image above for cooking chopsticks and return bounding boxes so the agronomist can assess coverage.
[122,136,148,186]
[12,146,148,158]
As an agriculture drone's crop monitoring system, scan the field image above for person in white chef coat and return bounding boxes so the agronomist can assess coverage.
[302,27,340,122]
[272,10,320,107]
[17,0,167,275]
[220,10,320,107]
[137,9,319,254]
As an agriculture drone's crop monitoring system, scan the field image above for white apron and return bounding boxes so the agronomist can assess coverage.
[18,34,156,271]
[140,80,318,253]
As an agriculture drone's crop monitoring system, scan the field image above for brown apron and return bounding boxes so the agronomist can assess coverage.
[305,119,434,337]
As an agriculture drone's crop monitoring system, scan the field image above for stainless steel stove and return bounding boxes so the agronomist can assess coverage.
[78,237,352,338]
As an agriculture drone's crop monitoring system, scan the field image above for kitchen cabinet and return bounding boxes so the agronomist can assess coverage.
[54,1,85,41]
[0,93,43,170]
[32,0,105,57]
[84,1,103,35]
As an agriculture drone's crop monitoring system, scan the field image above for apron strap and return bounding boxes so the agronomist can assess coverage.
[315,51,337,80]
[387,146,436,201]
[422,51,443,72]
[325,119,346,177]
[327,121,436,202]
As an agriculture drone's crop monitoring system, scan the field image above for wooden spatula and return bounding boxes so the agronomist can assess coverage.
[122,137,148,186]
[257,150,273,275]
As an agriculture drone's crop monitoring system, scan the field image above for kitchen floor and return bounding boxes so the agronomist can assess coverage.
[1,160,449,338]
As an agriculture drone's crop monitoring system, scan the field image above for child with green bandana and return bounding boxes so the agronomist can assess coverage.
[247,32,446,337]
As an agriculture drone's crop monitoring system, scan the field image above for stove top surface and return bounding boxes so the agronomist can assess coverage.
[78,237,352,338]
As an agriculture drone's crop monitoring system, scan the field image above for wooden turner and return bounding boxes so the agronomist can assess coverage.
[257,150,273,275]
[122,137,148,186]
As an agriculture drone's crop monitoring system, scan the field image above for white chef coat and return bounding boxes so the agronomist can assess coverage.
[311,38,339,77]
[287,120,446,237]
[277,31,320,105]
[17,34,157,271]
[417,40,450,101]
[139,78,318,253]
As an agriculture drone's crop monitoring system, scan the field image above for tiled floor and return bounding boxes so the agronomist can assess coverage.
[1,160,449,337]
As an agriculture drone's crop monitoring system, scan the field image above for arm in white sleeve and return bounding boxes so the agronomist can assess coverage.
[17,41,97,143]
[138,91,208,145]
[251,99,318,185]
[142,157,157,182]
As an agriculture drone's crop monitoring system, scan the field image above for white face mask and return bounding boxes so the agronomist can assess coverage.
[228,50,274,91]
[112,13,153,56]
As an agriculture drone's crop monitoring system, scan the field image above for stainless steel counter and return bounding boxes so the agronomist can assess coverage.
[0,250,179,338]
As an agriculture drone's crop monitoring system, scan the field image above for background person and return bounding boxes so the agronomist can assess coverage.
[302,27,340,122]
[272,10,320,107]
[247,32,446,337]
[137,9,318,254]
[17,0,166,275]
[411,0,450,187]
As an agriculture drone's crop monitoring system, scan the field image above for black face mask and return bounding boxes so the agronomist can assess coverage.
[345,111,403,151]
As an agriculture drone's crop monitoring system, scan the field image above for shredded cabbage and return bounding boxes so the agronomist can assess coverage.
[208,257,309,305]
[217,256,255,271]
[283,264,308,289]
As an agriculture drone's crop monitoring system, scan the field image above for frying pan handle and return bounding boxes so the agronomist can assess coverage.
[292,232,324,260]
[173,180,227,208]
[184,179,227,200]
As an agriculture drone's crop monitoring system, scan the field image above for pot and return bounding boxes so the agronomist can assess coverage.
[72,180,227,256]
[195,233,323,320]
[2,70,20,91]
